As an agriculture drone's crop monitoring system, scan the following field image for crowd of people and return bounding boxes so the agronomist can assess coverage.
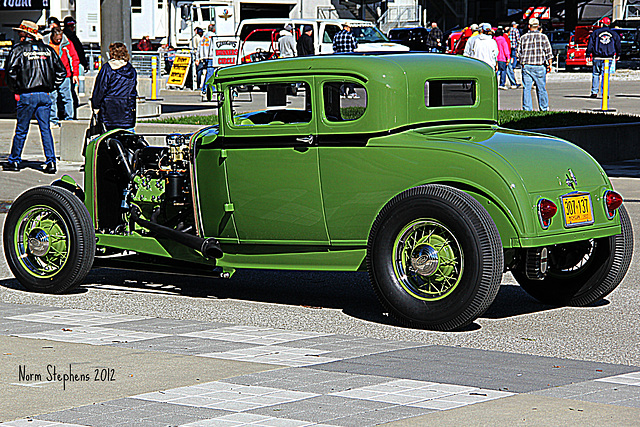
[2,17,137,173]
[458,16,622,112]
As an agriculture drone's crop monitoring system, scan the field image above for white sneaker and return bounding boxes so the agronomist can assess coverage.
[351,93,360,99]
[498,86,508,90]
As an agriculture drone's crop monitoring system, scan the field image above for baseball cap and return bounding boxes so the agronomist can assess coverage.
[529,18,540,27]
[511,21,517,26]
[284,24,293,31]
[470,24,479,31]
[601,17,611,25]
[63,16,76,25]
[303,25,313,33]
[480,23,492,32]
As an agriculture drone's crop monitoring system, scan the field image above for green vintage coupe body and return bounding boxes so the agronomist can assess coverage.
[4,53,632,331]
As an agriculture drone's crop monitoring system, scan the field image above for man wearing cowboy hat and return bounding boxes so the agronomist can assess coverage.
[3,20,66,173]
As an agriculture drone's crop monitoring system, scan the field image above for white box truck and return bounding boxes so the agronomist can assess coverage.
[236,18,410,63]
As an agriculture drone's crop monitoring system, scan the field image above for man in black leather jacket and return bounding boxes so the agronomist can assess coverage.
[4,20,66,173]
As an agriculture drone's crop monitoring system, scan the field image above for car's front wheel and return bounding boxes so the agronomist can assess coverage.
[513,205,633,306]
[367,185,503,331]
[3,186,96,293]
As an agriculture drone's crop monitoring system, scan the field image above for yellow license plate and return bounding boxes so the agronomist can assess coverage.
[562,193,594,227]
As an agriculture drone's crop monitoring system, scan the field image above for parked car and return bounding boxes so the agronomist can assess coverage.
[4,53,632,331]
[546,29,571,61]
[614,27,640,59]
[236,18,409,63]
[566,25,595,70]
[388,27,429,51]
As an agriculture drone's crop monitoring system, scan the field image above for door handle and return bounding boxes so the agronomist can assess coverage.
[296,135,314,145]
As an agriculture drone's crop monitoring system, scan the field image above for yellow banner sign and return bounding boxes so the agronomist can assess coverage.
[167,54,192,87]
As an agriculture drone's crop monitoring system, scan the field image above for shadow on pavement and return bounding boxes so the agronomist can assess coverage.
[0,267,576,330]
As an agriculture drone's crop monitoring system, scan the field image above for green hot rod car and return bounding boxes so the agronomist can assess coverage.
[3,53,633,331]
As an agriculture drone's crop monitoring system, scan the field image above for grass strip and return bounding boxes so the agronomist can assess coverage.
[498,110,640,129]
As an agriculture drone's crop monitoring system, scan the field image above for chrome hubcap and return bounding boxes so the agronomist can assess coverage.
[410,244,439,276]
[27,229,50,257]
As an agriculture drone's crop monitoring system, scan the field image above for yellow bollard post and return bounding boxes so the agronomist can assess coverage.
[601,59,610,111]
[97,54,102,71]
[151,56,158,100]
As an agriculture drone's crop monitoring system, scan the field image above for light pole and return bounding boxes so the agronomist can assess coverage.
[100,0,132,64]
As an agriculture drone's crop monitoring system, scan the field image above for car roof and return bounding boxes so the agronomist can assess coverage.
[215,53,488,80]
[238,18,375,27]
[214,53,497,130]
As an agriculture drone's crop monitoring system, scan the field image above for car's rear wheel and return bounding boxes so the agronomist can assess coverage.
[513,205,633,306]
[3,186,96,293]
[367,185,503,331]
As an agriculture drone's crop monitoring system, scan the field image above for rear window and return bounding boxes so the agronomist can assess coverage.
[425,80,476,107]
[389,30,409,40]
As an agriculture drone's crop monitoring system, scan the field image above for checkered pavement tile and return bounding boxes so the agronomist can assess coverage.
[198,345,340,367]
[180,413,335,426]
[0,420,90,427]
[13,326,169,345]
[596,372,640,386]
[182,326,330,346]
[329,378,514,410]
[6,309,149,326]
[133,381,319,412]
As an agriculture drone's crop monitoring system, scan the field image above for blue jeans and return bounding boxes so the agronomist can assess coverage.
[202,59,215,94]
[9,92,56,165]
[511,48,519,68]
[506,59,517,86]
[591,59,614,95]
[196,60,206,89]
[50,77,73,124]
[497,61,507,86]
[522,64,549,111]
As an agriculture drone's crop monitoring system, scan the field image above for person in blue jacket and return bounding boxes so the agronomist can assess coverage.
[586,17,621,98]
[91,42,137,131]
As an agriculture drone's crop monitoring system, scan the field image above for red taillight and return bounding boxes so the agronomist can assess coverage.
[538,199,557,229]
[605,190,623,219]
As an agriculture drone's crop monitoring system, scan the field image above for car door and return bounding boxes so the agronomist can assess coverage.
[320,23,341,54]
[218,77,329,244]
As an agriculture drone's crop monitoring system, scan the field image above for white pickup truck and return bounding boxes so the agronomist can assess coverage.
[236,18,410,63]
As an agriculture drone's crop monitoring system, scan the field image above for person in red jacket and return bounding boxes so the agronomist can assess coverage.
[44,27,80,126]
[136,35,153,51]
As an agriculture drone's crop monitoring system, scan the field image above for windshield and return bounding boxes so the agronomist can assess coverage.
[351,26,390,43]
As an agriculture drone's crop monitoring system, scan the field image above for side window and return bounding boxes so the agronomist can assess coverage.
[323,25,340,43]
[201,7,211,22]
[323,82,367,122]
[230,82,312,126]
[425,80,476,107]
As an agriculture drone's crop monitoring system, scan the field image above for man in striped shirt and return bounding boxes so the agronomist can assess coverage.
[517,18,553,111]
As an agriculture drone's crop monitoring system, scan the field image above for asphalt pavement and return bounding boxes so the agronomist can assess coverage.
[1,75,640,426]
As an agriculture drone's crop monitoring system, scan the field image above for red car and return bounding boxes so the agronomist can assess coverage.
[566,25,596,70]
[447,28,472,55]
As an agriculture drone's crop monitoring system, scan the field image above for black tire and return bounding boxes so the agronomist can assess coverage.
[367,185,504,331]
[513,205,633,306]
[3,186,96,293]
